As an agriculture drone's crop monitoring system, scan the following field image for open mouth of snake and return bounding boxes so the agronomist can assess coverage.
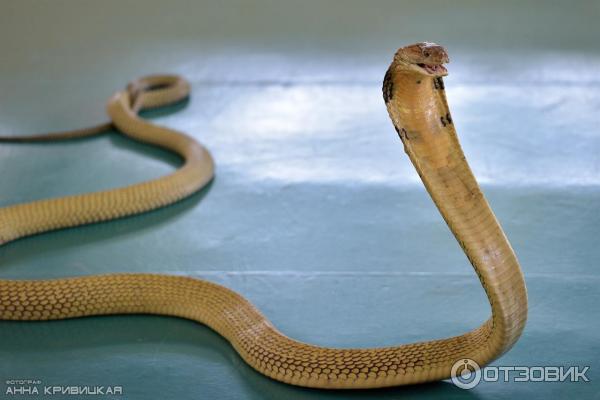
[417,63,447,75]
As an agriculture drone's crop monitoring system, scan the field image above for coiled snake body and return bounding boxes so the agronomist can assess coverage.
[0,43,527,389]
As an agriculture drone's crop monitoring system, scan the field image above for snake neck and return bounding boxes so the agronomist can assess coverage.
[384,67,528,360]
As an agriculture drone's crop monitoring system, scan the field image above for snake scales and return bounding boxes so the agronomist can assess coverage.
[0,43,527,389]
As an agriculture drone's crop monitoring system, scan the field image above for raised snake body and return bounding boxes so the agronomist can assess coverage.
[0,43,527,389]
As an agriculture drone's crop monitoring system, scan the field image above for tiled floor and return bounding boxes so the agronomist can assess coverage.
[0,1,598,398]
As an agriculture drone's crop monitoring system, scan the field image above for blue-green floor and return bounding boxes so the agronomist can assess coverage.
[1,1,599,399]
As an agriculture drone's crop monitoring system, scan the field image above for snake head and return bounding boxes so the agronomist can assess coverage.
[393,42,449,77]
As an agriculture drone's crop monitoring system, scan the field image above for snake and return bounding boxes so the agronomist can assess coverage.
[0,42,527,389]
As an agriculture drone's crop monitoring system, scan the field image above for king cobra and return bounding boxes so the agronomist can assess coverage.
[0,42,527,389]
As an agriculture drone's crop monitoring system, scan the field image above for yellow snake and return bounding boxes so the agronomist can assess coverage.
[0,42,527,389]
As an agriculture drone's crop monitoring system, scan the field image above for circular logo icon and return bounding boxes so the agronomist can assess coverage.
[451,358,482,389]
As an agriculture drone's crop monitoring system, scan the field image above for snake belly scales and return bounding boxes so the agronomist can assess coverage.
[0,43,527,389]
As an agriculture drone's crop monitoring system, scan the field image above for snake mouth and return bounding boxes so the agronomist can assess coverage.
[417,63,448,76]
